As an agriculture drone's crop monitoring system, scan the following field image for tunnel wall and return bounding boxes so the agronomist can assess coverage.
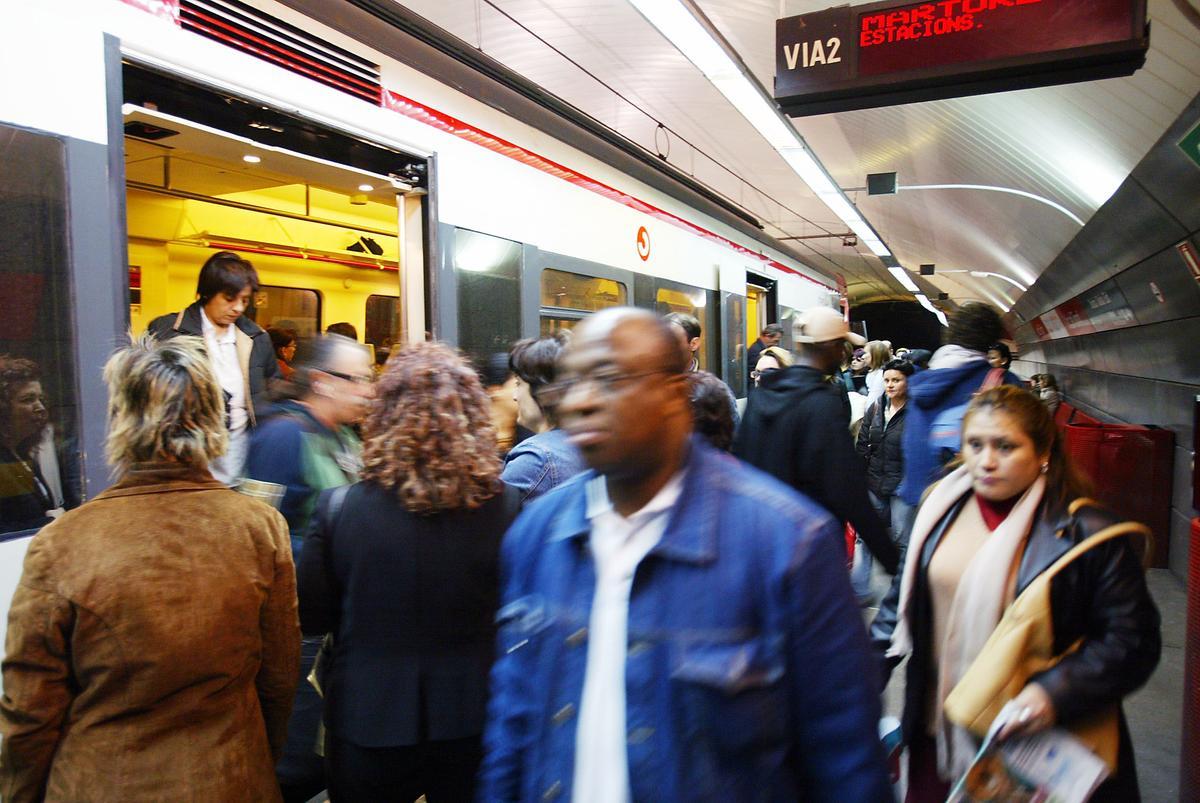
[1011,92,1200,580]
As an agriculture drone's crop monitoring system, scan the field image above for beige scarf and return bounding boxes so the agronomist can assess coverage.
[887,465,1046,780]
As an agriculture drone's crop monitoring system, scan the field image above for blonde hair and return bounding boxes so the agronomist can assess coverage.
[104,333,227,477]
[866,340,892,370]
[759,346,795,368]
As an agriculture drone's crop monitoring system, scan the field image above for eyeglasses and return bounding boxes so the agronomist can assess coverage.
[750,367,778,383]
[321,369,374,385]
[549,368,675,399]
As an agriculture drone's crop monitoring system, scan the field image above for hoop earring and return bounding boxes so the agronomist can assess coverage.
[1040,462,1049,475]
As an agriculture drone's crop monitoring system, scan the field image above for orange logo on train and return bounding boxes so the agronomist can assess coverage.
[636,226,651,261]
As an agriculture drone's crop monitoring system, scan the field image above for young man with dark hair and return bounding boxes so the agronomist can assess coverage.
[664,311,701,372]
[147,250,277,484]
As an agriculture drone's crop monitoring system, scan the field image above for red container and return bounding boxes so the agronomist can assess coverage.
[1053,401,1076,430]
[1184,517,1200,801]
[1063,423,1174,567]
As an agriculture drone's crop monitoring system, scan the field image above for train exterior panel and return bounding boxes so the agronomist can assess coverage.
[0,0,839,674]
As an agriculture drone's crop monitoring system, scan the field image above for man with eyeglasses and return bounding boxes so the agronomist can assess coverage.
[480,307,890,802]
[242,332,372,803]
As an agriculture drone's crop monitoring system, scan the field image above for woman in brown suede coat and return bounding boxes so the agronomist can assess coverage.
[0,334,300,802]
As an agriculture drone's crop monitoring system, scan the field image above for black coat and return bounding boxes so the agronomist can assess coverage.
[296,480,521,747]
[147,302,277,424]
[870,494,1161,801]
[855,400,907,499]
[733,364,899,573]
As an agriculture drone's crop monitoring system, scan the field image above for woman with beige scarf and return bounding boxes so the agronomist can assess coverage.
[870,386,1160,801]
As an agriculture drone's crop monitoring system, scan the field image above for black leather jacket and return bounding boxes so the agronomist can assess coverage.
[855,400,907,499]
[870,493,1161,800]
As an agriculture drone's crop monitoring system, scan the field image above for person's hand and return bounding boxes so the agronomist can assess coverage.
[996,683,1056,741]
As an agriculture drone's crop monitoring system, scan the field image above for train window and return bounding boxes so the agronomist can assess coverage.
[0,124,82,534]
[724,293,747,398]
[455,228,522,368]
[653,284,713,372]
[246,285,321,337]
[539,269,627,335]
[779,306,799,351]
[365,295,399,355]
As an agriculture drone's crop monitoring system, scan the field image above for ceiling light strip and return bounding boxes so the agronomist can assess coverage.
[914,293,949,326]
[901,183,1084,226]
[627,0,896,267]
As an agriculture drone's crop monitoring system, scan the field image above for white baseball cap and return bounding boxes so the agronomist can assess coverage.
[794,306,866,346]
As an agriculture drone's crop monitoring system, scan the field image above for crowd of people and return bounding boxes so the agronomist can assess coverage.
[0,251,1159,803]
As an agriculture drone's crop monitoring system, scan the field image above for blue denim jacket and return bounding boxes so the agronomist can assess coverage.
[479,440,891,802]
[500,428,585,503]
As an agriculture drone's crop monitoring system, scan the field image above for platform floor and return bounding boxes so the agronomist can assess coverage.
[876,568,1186,802]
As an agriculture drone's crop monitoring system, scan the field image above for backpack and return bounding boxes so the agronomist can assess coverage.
[927,367,1005,466]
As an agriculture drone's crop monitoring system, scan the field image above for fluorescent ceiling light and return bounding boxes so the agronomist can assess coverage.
[627,0,893,263]
[242,154,261,164]
[914,293,949,326]
[358,184,374,192]
[888,267,920,293]
[969,270,1028,292]
[900,184,1084,226]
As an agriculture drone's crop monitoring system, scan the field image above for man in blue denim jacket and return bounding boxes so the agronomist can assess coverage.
[479,308,890,802]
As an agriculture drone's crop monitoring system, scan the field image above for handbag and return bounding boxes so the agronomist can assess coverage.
[306,483,350,699]
[943,506,1151,771]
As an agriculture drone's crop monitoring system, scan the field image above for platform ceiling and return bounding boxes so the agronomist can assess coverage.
[394,0,1200,308]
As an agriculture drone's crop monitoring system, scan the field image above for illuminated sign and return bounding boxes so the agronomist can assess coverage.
[775,0,1148,116]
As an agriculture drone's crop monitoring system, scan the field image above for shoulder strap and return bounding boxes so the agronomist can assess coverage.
[320,483,350,534]
[173,309,185,331]
[1039,516,1151,584]
[981,367,1006,391]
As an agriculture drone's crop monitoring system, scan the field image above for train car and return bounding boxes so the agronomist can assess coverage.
[0,0,842,657]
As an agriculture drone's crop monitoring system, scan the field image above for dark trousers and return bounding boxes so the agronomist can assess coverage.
[905,734,951,803]
[277,635,326,803]
[325,733,483,803]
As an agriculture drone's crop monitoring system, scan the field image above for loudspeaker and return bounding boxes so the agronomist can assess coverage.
[867,172,897,195]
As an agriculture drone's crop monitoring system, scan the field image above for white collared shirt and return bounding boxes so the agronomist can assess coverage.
[200,309,248,483]
[572,470,685,803]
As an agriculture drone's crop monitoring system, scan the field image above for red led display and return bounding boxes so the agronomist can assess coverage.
[857,0,1139,77]
[775,0,1147,116]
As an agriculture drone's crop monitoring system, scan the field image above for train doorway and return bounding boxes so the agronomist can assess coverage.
[120,63,428,361]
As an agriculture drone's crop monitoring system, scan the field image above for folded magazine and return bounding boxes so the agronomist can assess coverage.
[948,705,1109,803]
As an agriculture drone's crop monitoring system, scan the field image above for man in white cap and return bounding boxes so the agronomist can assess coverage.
[733,307,900,591]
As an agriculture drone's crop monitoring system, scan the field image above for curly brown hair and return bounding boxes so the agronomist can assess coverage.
[361,341,502,514]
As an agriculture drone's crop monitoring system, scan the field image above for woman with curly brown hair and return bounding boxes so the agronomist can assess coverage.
[296,341,522,802]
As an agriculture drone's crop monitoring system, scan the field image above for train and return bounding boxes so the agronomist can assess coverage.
[0,0,843,653]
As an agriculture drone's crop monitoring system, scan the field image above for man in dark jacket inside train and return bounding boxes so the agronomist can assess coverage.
[147,250,277,484]
[734,306,900,578]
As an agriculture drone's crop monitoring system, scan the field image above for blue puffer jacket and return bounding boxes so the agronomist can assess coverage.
[897,359,1023,506]
[479,439,891,802]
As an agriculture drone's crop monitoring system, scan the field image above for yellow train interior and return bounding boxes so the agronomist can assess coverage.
[123,111,404,353]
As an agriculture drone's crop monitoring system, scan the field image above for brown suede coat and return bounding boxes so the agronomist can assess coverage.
[0,464,300,802]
